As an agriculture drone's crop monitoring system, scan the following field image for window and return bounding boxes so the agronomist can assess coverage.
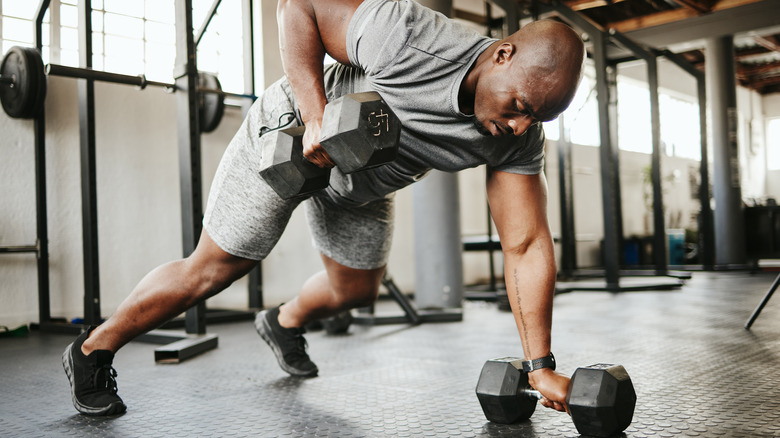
[1,0,51,62]
[193,0,245,93]
[543,75,599,146]
[660,94,700,160]
[2,0,245,93]
[617,78,651,153]
[768,118,780,171]
[59,0,177,83]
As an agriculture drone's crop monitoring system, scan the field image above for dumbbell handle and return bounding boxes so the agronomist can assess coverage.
[0,75,15,85]
[520,388,545,400]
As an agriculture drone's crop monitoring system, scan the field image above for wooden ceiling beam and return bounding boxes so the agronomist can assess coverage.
[753,35,780,53]
[562,0,630,11]
[667,0,711,13]
[606,0,764,32]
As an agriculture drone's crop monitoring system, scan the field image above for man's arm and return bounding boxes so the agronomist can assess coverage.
[276,0,363,168]
[486,169,570,412]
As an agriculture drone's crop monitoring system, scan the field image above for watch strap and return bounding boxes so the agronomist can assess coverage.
[522,352,556,372]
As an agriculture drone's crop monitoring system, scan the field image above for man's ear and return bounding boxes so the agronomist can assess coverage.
[494,42,516,65]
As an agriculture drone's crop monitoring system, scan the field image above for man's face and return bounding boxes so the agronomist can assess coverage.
[472,53,571,138]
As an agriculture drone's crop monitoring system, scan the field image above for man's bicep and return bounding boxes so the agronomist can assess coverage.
[312,0,364,64]
[486,170,552,254]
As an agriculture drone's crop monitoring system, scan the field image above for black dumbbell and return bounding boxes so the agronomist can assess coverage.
[259,91,400,199]
[475,358,637,437]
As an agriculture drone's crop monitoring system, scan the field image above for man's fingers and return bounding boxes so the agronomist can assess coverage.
[541,398,567,413]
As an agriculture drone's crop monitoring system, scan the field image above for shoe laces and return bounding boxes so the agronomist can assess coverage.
[92,364,119,394]
[283,330,311,363]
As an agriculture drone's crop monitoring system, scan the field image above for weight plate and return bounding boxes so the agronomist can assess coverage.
[0,46,46,119]
[198,72,225,133]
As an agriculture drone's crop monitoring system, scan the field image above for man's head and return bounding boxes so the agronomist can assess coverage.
[468,20,585,137]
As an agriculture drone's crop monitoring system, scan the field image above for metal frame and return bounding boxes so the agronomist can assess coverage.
[539,1,686,292]
[353,274,463,326]
[557,112,577,279]
[659,49,714,270]
[6,0,259,357]
[33,0,53,329]
[609,29,667,275]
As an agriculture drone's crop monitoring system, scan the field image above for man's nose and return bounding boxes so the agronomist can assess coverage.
[507,117,533,136]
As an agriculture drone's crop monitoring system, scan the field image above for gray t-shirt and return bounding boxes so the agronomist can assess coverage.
[321,0,546,206]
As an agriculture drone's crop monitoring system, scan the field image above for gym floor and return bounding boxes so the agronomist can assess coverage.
[1,271,779,437]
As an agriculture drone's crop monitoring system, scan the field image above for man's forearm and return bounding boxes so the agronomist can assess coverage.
[277,0,329,124]
[503,236,557,362]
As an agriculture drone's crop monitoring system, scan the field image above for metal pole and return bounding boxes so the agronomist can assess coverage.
[697,77,715,269]
[705,36,745,266]
[558,113,577,278]
[78,0,102,326]
[195,0,223,46]
[242,0,263,309]
[594,31,621,288]
[34,0,52,325]
[647,55,667,273]
[744,273,780,329]
[175,0,207,334]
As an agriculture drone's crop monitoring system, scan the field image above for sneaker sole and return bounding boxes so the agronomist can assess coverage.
[62,342,127,416]
[255,311,318,377]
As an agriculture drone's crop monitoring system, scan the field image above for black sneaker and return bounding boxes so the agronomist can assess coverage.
[255,306,318,377]
[62,327,126,416]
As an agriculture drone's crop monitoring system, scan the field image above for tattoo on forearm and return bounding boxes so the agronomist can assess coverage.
[513,268,531,357]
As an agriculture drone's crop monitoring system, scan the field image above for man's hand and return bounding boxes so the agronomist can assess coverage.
[301,118,336,168]
[528,368,570,413]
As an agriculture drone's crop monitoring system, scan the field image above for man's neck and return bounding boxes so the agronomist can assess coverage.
[458,40,499,115]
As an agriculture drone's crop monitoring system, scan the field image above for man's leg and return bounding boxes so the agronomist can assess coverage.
[279,254,385,328]
[83,230,258,354]
[63,230,257,416]
[256,253,385,377]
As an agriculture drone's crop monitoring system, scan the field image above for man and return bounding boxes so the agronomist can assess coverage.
[62,0,584,417]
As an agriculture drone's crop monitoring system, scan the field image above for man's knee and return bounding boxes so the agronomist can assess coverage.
[184,232,258,300]
[322,255,385,310]
[333,280,380,309]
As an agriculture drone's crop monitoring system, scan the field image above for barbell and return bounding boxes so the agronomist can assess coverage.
[0,46,254,132]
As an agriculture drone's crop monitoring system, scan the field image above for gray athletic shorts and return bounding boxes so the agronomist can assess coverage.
[203,77,394,270]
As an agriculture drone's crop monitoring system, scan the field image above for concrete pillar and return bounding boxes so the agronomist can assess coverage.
[413,172,464,309]
[412,0,463,310]
[705,36,746,266]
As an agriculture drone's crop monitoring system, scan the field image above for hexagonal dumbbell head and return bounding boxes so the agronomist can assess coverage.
[319,91,400,174]
[259,126,330,199]
[566,364,637,437]
[475,357,537,424]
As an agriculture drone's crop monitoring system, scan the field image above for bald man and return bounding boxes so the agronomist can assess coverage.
[62,0,584,417]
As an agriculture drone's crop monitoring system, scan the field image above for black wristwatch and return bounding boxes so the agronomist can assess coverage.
[522,352,556,372]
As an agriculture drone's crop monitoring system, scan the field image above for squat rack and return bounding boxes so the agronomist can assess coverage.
[1,0,259,362]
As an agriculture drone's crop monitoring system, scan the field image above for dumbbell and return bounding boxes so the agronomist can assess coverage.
[475,357,636,437]
[259,91,400,199]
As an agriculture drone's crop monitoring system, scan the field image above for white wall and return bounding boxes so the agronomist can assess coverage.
[764,94,780,200]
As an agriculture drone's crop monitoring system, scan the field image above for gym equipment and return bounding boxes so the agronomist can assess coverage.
[259,92,400,199]
[475,358,636,437]
[320,91,400,173]
[258,126,332,200]
[322,310,354,335]
[197,71,226,133]
[0,46,46,119]
[0,46,247,132]
[745,272,780,329]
